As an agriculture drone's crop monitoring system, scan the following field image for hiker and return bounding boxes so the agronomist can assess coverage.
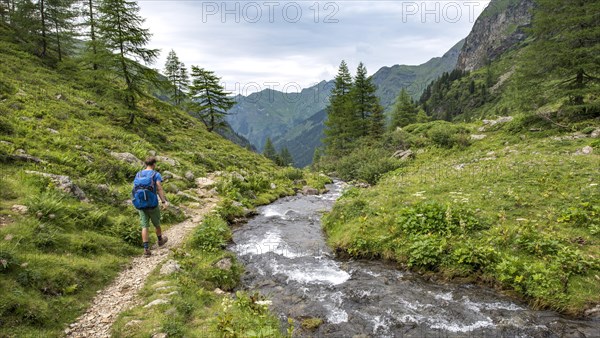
[132,156,169,256]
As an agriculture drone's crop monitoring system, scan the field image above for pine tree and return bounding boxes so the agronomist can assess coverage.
[97,0,159,121]
[262,137,277,161]
[521,0,600,112]
[350,62,381,137]
[278,147,294,167]
[188,66,235,132]
[324,60,355,154]
[390,88,417,130]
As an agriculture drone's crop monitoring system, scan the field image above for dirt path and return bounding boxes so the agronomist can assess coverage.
[64,176,219,338]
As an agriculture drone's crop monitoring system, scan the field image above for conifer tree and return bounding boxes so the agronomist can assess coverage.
[262,137,277,161]
[350,62,381,137]
[521,0,600,113]
[415,108,430,123]
[390,88,418,130]
[97,0,159,121]
[324,60,355,154]
[47,0,77,61]
[277,147,294,167]
[188,66,235,132]
[164,50,188,105]
[369,101,385,138]
[82,0,101,71]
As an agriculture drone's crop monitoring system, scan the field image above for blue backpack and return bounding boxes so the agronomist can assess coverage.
[132,170,159,210]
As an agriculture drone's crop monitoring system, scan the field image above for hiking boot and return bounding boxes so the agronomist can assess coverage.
[144,249,152,257]
[158,236,168,247]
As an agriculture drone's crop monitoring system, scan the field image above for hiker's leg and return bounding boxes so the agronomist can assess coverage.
[139,210,151,250]
[148,207,161,235]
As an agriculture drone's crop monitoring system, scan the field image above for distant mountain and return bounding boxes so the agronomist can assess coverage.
[225,80,333,150]
[272,109,327,168]
[226,39,465,167]
[373,39,464,107]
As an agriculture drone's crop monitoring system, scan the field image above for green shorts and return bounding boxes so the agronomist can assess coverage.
[138,207,161,229]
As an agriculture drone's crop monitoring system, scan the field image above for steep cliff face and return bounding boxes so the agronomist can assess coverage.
[457,0,535,71]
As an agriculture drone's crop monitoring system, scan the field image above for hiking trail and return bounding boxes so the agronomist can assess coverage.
[64,175,219,338]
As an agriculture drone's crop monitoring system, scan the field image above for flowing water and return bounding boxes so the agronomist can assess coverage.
[229,182,600,337]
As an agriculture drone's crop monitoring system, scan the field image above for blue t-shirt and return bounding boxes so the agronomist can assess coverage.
[139,169,163,183]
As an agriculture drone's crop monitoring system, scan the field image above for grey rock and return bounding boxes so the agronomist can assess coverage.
[156,155,178,166]
[354,182,371,189]
[591,129,600,138]
[392,149,414,160]
[302,186,319,195]
[163,170,182,180]
[148,150,157,156]
[159,260,181,275]
[470,134,487,140]
[230,171,245,181]
[151,333,167,338]
[482,116,514,126]
[25,171,88,202]
[56,94,65,100]
[214,257,233,270]
[270,183,277,190]
[11,204,28,214]
[47,128,59,134]
[110,152,142,167]
[184,171,195,181]
[293,179,307,186]
[214,288,226,295]
[144,299,169,308]
[97,184,110,193]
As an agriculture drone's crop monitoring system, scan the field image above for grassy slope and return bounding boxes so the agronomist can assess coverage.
[324,120,600,314]
[0,26,311,337]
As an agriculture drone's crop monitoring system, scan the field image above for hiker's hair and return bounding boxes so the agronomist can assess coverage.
[145,156,157,166]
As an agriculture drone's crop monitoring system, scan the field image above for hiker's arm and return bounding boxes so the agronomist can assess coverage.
[156,181,168,205]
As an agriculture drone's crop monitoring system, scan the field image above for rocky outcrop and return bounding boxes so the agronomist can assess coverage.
[457,0,535,71]
[110,152,143,167]
[25,171,89,202]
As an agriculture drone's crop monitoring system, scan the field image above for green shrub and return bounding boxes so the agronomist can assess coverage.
[427,124,471,148]
[407,234,446,268]
[333,145,403,184]
[396,202,486,236]
[110,216,141,247]
[191,215,231,253]
[451,242,498,272]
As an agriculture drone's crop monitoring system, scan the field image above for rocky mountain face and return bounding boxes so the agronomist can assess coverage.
[457,0,535,71]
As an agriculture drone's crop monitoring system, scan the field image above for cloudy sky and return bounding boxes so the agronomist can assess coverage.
[139,1,490,94]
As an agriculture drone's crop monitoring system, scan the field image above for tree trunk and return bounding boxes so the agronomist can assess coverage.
[54,19,61,61]
[40,0,47,57]
[88,0,97,70]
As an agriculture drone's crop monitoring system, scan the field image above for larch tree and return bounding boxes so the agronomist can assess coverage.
[188,66,235,132]
[97,0,159,122]
[164,50,188,105]
[81,0,101,71]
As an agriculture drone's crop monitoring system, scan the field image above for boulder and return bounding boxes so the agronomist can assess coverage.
[302,186,319,195]
[392,149,414,160]
[482,116,513,126]
[354,182,371,189]
[47,128,59,134]
[148,150,157,156]
[110,152,142,167]
[10,149,44,163]
[159,260,181,275]
[144,299,169,308]
[162,171,182,180]
[230,172,245,181]
[11,204,28,214]
[214,257,233,270]
[575,146,593,156]
[293,179,307,186]
[184,171,195,182]
[156,155,178,166]
[591,129,600,138]
[25,171,88,202]
[470,134,487,140]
